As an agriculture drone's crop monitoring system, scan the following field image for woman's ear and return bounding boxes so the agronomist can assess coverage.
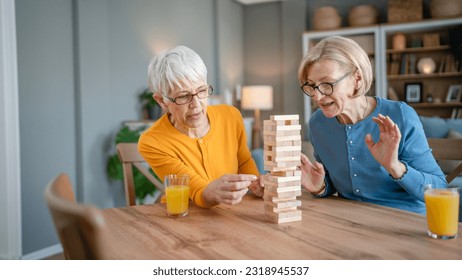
[153,93,168,111]
[354,71,363,90]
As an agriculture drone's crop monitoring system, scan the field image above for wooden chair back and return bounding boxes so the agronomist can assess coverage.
[116,143,164,206]
[44,173,107,259]
[427,138,462,183]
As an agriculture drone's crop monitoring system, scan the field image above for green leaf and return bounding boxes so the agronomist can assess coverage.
[115,126,141,144]
[107,154,123,180]
[107,124,160,203]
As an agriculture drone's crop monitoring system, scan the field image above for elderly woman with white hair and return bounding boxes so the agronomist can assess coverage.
[298,36,446,214]
[138,45,263,208]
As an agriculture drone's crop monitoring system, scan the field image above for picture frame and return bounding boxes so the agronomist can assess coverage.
[445,84,462,102]
[405,83,422,103]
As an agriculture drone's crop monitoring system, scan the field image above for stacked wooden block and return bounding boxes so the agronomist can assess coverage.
[262,115,302,224]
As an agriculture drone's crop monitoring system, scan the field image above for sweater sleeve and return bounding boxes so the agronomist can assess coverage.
[138,131,212,208]
[392,103,447,201]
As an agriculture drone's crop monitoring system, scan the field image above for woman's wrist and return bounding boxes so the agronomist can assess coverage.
[310,180,326,196]
[388,161,407,180]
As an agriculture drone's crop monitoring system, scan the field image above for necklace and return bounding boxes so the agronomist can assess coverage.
[363,96,369,120]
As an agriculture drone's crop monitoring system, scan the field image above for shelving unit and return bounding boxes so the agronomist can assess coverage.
[302,17,462,124]
[381,17,462,118]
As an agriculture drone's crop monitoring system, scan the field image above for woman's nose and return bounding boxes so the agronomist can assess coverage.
[189,94,201,107]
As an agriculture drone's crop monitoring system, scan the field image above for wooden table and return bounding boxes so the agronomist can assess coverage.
[102,192,462,260]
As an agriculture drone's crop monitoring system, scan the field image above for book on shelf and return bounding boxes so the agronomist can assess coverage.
[400,53,408,75]
[409,54,416,75]
[389,53,400,76]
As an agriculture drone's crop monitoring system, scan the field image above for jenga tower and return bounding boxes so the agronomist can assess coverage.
[262,115,302,224]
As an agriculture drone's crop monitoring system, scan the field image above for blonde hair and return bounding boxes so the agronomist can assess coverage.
[297,36,372,97]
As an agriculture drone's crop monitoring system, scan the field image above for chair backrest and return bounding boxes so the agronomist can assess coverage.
[116,143,164,206]
[44,173,107,260]
[427,138,462,183]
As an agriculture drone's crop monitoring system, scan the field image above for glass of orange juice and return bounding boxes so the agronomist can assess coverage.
[164,174,190,217]
[424,187,459,239]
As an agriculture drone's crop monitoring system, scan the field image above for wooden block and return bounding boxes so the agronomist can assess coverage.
[264,189,302,198]
[264,119,299,126]
[264,156,300,163]
[263,124,302,131]
[264,160,300,168]
[264,174,301,183]
[270,170,302,177]
[265,208,302,219]
[264,185,301,193]
[264,165,298,172]
[270,115,299,121]
[264,140,297,147]
[264,145,301,152]
[264,150,300,157]
[263,193,297,202]
[264,204,298,213]
[266,214,302,224]
[264,199,301,209]
[264,179,300,188]
[263,135,301,142]
[263,130,300,136]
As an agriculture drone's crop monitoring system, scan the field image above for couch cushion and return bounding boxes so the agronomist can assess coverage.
[419,116,462,138]
[438,130,462,178]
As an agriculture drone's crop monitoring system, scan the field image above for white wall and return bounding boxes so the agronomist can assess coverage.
[14,0,245,257]
[243,0,306,123]
[0,0,22,260]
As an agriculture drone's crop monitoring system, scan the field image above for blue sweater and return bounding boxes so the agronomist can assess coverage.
[309,97,447,214]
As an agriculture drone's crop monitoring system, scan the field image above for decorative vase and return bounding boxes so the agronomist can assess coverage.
[312,6,341,30]
[417,57,436,74]
[392,33,406,50]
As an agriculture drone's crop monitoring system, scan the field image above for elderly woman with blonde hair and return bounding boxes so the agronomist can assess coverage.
[298,36,446,214]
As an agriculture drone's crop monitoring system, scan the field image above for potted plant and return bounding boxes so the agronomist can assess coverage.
[106,125,161,204]
[139,88,162,120]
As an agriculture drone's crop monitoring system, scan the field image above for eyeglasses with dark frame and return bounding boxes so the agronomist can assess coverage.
[300,71,353,97]
[163,84,214,105]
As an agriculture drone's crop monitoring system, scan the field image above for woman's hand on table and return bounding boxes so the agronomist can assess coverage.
[248,176,264,198]
[202,174,258,206]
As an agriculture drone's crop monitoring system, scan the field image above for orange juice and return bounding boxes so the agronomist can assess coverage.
[166,185,189,216]
[424,188,459,239]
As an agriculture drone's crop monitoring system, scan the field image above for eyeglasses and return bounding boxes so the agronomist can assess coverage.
[300,71,353,97]
[164,84,213,105]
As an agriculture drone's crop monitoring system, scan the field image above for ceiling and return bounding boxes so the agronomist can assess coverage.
[235,0,287,5]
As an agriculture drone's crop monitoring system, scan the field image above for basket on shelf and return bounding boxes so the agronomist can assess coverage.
[387,0,423,23]
[348,5,379,27]
[312,6,341,30]
[429,0,462,19]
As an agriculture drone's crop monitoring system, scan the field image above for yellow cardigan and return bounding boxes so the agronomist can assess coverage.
[138,104,259,208]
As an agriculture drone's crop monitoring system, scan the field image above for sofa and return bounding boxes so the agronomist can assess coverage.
[419,116,462,188]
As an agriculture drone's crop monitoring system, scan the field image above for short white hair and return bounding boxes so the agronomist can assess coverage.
[147,45,207,97]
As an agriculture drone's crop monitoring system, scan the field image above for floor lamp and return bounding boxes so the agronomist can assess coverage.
[241,85,273,150]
